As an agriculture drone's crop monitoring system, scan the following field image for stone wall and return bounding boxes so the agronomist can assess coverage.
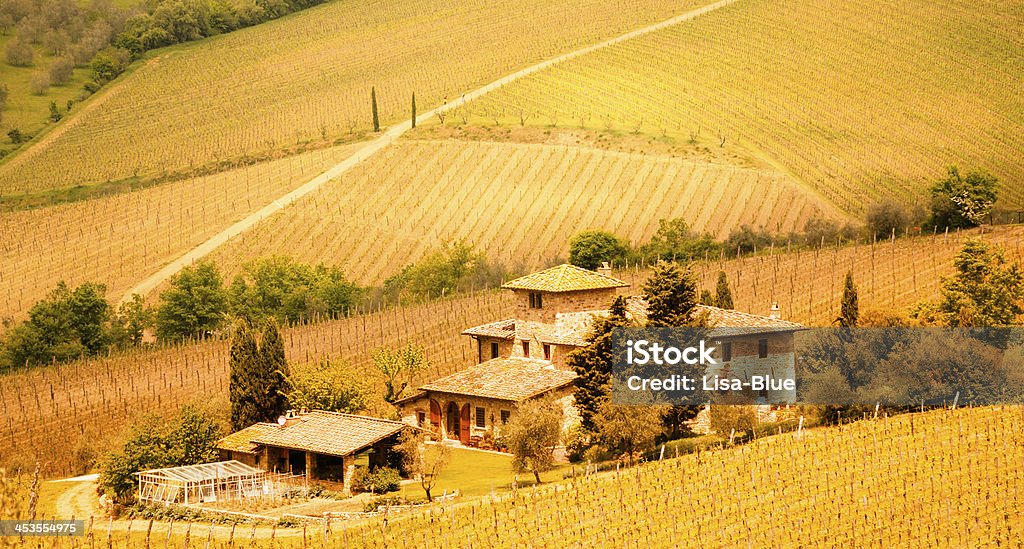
[475,337,514,362]
[513,288,618,322]
[399,386,580,442]
[706,332,797,403]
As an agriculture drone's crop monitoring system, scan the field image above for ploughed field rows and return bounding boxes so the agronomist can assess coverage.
[338,407,1024,547]
[0,145,357,321]
[210,139,835,285]
[460,0,1024,213]
[0,0,715,194]
[621,226,1024,325]
[0,291,511,478]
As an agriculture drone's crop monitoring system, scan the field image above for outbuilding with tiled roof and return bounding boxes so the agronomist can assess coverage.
[214,410,420,495]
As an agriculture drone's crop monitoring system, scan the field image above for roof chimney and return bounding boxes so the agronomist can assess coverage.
[769,303,781,320]
[278,409,302,428]
[597,261,612,278]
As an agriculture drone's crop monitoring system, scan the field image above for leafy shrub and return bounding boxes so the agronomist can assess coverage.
[569,230,629,270]
[563,426,591,463]
[5,39,33,66]
[48,56,74,85]
[29,71,49,95]
[363,495,416,512]
[357,467,401,494]
[866,200,910,238]
[928,166,998,229]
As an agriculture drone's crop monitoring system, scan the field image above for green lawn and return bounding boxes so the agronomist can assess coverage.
[398,446,573,500]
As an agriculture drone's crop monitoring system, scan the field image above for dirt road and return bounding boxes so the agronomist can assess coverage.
[119,0,740,304]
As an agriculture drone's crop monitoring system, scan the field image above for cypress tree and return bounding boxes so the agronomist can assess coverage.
[839,271,858,327]
[371,87,380,132]
[643,261,699,327]
[411,92,416,129]
[229,320,261,430]
[566,295,628,432]
[714,271,734,309]
[259,321,291,420]
[699,289,714,306]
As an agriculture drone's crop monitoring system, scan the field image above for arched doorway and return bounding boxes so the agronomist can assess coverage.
[444,401,471,444]
[446,401,460,441]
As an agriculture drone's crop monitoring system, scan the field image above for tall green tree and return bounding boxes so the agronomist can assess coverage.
[156,261,228,341]
[228,256,359,324]
[397,429,450,502]
[643,261,700,327]
[699,289,714,306]
[504,397,562,483]
[641,218,720,261]
[569,231,628,270]
[373,345,428,403]
[939,239,1024,327]
[110,294,153,348]
[929,166,998,229]
[229,320,262,430]
[838,271,858,327]
[371,86,380,132]
[285,357,368,413]
[565,295,628,431]
[260,321,291,419]
[594,402,665,465]
[98,404,221,503]
[0,282,112,370]
[714,271,733,309]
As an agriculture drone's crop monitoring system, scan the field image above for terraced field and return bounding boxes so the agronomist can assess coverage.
[460,0,1024,213]
[208,139,837,285]
[0,0,715,194]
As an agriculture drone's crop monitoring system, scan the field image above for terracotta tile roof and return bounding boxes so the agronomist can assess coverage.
[625,296,804,334]
[249,411,411,457]
[502,264,628,292]
[515,314,595,346]
[462,319,516,339]
[418,357,576,401]
[215,423,279,455]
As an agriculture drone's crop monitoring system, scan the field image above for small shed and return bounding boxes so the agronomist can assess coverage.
[136,460,265,505]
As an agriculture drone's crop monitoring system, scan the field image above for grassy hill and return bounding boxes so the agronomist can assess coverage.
[460,0,1024,213]
[0,0,714,195]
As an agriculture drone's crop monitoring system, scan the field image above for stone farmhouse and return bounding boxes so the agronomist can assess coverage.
[211,262,803,496]
[396,262,804,446]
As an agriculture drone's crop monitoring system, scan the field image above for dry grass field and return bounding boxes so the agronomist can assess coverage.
[459,0,1024,213]
[0,0,715,194]
[208,138,838,285]
[0,144,358,321]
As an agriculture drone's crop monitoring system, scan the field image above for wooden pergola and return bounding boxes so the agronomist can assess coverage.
[136,460,265,505]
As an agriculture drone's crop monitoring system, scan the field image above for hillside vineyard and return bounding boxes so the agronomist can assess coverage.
[464,0,1024,212]
[0,0,714,194]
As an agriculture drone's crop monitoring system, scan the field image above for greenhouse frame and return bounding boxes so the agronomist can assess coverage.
[136,460,266,505]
